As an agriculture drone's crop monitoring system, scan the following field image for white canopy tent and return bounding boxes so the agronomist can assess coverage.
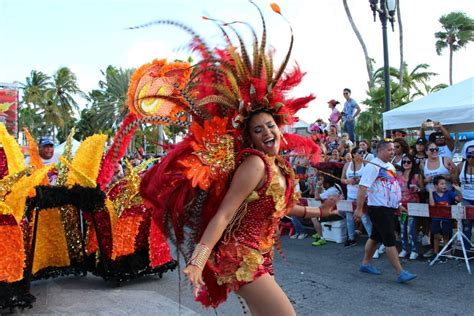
[55,139,81,156]
[383,77,474,133]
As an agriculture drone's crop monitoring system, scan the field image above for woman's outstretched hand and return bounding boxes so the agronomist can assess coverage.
[183,264,205,297]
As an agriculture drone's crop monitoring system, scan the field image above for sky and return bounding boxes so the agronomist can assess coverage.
[1,0,473,124]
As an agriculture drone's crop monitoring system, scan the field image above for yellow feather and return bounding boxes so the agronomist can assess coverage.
[5,166,51,222]
[0,123,25,174]
[66,134,107,187]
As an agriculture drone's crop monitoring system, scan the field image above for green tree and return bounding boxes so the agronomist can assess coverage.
[89,66,134,132]
[435,11,474,85]
[20,68,83,139]
[374,63,444,102]
[19,70,50,138]
[20,70,50,110]
[75,107,112,140]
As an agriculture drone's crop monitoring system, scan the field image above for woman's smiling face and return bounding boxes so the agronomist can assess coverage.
[248,112,281,156]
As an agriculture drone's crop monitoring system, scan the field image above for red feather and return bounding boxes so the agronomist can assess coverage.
[97,113,139,189]
[281,133,322,165]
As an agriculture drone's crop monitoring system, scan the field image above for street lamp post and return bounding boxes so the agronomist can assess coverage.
[369,0,396,115]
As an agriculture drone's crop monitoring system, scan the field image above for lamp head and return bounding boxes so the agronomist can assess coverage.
[386,0,396,31]
[369,0,378,21]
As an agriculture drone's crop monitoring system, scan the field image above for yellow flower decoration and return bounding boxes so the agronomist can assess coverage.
[235,249,264,282]
[5,165,51,223]
[66,134,107,187]
[60,157,96,188]
[32,207,70,274]
[0,123,25,174]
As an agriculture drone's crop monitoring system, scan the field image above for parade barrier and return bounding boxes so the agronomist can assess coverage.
[300,198,474,273]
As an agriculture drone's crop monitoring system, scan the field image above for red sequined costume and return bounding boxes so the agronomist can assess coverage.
[199,149,298,304]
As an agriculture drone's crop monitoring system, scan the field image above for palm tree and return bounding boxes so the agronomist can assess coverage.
[89,66,134,132]
[396,0,404,92]
[20,70,50,111]
[435,12,474,85]
[48,67,84,137]
[20,68,83,138]
[75,107,112,140]
[51,67,82,115]
[374,63,442,102]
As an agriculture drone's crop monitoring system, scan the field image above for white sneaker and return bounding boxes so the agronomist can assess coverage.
[399,250,408,258]
[378,244,385,254]
[290,234,298,239]
[297,233,308,240]
[372,250,380,259]
[409,252,419,260]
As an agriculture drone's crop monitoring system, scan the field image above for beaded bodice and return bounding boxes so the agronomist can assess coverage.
[221,152,296,252]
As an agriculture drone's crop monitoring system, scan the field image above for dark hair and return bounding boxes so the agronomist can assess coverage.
[425,141,437,153]
[400,154,419,187]
[242,109,279,148]
[393,137,410,155]
[358,139,371,153]
[343,88,351,93]
[322,175,343,194]
[433,175,446,186]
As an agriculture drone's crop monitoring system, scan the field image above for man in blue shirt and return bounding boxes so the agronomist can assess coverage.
[341,88,361,142]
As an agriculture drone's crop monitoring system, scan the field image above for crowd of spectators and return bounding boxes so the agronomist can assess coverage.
[286,106,473,264]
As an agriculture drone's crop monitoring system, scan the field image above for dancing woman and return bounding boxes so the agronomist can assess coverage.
[183,109,337,315]
[134,3,336,314]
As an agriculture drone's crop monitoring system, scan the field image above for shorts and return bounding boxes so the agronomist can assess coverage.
[368,206,397,247]
[431,218,452,236]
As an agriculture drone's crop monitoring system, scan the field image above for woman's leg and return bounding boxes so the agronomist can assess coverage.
[399,216,408,251]
[311,218,322,236]
[236,273,295,316]
[342,211,356,240]
[291,216,305,235]
[462,199,474,248]
[408,216,417,253]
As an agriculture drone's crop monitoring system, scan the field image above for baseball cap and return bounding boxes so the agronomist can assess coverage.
[327,99,340,106]
[428,132,444,142]
[39,136,54,146]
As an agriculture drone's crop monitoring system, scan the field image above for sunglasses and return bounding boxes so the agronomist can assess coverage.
[343,92,349,95]
[428,147,439,152]
[384,138,393,142]
[402,160,412,164]
[356,150,364,155]
[435,135,445,139]
[371,140,379,143]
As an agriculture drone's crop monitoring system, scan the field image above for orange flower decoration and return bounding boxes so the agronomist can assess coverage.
[179,117,235,193]
[127,59,193,120]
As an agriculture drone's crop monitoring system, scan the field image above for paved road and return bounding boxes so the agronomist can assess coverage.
[8,235,474,315]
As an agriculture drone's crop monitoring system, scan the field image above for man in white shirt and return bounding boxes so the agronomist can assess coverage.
[24,136,60,166]
[354,140,416,283]
[24,136,60,184]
